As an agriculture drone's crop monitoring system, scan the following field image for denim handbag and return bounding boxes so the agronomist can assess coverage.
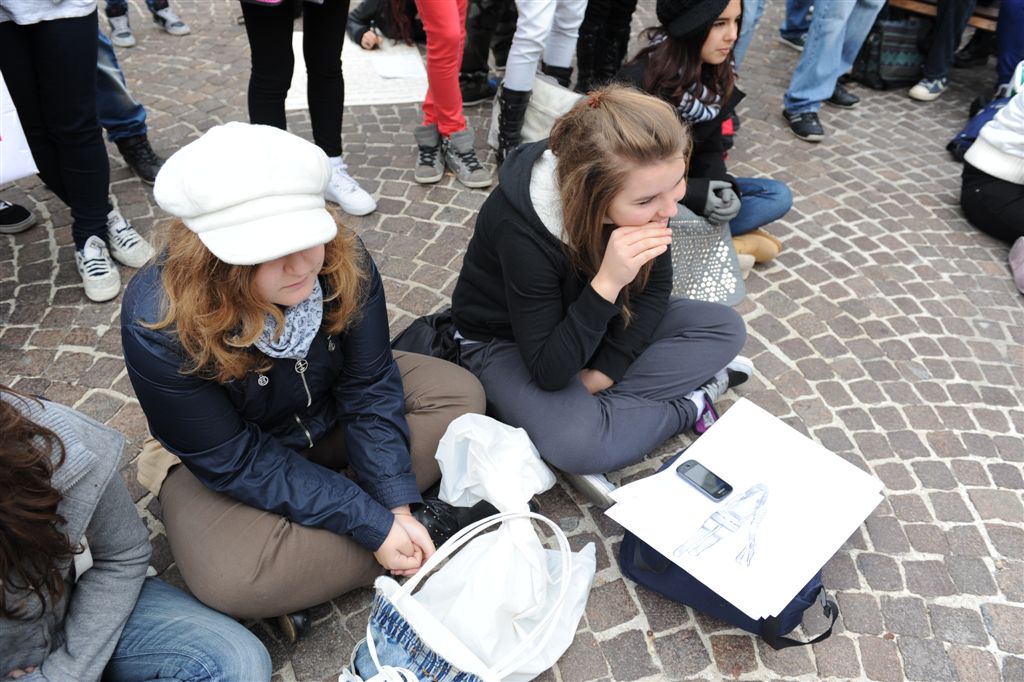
[343,511,576,682]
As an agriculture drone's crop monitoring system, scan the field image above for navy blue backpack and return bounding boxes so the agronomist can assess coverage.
[618,451,839,649]
[947,97,1010,162]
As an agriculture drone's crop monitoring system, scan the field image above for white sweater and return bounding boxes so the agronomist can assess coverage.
[964,90,1024,185]
[0,0,96,25]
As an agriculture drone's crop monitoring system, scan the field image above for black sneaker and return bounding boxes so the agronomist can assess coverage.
[827,84,860,109]
[778,34,806,51]
[782,109,824,142]
[460,71,497,106]
[0,200,37,234]
[115,134,165,184]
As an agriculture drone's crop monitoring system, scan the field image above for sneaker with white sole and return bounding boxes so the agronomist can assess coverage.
[414,123,445,184]
[325,161,377,216]
[0,200,37,234]
[908,77,948,102]
[152,7,190,36]
[700,355,754,404]
[108,14,136,47]
[76,235,121,302]
[561,471,616,509]
[106,209,154,268]
[442,128,493,189]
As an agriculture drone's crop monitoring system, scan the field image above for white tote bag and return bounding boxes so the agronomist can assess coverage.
[487,74,584,150]
[0,73,38,185]
[348,511,595,681]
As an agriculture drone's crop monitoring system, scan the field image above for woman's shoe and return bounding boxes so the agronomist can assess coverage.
[732,231,782,263]
[275,609,311,644]
[412,497,500,547]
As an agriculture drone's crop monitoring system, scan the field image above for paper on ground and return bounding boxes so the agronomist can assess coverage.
[607,398,882,620]
[285,33,427,111]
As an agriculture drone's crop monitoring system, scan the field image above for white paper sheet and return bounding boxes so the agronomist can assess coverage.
[285,32,428,111]
[608,398,882,620]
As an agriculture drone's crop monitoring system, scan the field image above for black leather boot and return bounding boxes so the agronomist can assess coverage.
[540,62,573,89]
[497,85,531,165]
[574,24,601,93]
[412,496,501,547]
[275,608,311,644]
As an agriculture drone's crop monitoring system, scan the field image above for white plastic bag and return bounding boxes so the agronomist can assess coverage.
[414,414,597,680]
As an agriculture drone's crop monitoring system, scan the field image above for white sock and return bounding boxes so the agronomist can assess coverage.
[687,390,707,415]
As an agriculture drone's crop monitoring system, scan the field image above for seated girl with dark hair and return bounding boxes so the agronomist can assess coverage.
[0,386,271,682]
[120,122,485,639]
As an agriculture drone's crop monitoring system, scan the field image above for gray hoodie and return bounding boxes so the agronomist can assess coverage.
[0,395,151,682]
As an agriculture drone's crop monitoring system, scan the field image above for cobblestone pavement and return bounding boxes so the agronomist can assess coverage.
[2,1,1022,680]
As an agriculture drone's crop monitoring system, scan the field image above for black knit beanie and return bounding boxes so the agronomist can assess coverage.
[656,0,731,40]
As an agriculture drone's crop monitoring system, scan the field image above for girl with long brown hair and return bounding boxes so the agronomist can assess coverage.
[120,123,484,638]
[620,0,793,268]
[0,385,270,681]
[451,85,750,508]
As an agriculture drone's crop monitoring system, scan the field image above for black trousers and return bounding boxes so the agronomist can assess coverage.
[0,11,111,249]
[961,161,1024,244]
[240,0,351,157]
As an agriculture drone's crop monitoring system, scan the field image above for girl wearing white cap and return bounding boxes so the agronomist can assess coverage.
[120,122,484,638]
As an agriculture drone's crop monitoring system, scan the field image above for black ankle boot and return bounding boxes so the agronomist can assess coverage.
[540,62,573,89]
[115,134,165,185]
[497,85,531,165]
[412,496,500,547]
[275,608,311,644]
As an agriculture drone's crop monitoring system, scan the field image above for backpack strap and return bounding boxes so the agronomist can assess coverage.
[761,588,838,650]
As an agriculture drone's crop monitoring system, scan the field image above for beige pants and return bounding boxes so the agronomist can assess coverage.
[157,352,485,619]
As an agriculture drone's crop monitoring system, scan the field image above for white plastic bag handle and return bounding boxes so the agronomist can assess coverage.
[367,511,573,680]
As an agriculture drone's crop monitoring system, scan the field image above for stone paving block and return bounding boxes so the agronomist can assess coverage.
[931,491,976,522]
[889,494,932,523]
[554,630,608,681]
[995,561,1023,602]
[946,556,999,596]
[709,634,757,678]
[812,633,861,679]
[981,604,1024,654]
[865,515,911,553]
[600,630,658,681]
[881,597,932,638]
[947,524,991,557]
[1003,656,1024,682]
[949,645,1000,682]
[859,635,903,682]
[634,586,691,634]
[967,489,1024,522]
[653,629,713,678]
[585,580,639,633]
[899,637,957,681]
[836,593,883,634]
[928,604,990,646]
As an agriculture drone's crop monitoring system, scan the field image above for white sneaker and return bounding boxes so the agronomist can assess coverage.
[152,7,190,36]
[108,14,136,48]
[106,209,154,268]
[76,235,121,302]
[325,161,377,216]
[700,355,754,403]
[561,471,616,509]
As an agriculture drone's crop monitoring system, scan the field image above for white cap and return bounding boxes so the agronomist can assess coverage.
[153,122,337,265]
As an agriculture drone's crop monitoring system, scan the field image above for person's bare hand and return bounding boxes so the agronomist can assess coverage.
[591,223,671,302]
[580,368,614,394]
[373,517,422,574]
[8,667,37,679]
[391,513,435,577]
[360,31,382,50]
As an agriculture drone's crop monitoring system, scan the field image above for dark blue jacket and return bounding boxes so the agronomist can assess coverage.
[120,254,419,551]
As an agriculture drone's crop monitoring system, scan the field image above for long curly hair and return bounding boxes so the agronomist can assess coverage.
[548,84,691,323]
[0,386,77,619]
[147,213,367,383]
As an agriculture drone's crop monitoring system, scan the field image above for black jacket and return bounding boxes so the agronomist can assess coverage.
[452,141,672,391]
[347,0,424,45]
[121,252,419,551]
[618,58,744,215]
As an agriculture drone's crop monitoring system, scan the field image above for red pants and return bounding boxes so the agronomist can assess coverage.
[415,0,467,136]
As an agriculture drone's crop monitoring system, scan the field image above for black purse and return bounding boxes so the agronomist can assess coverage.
[390,307,461,364]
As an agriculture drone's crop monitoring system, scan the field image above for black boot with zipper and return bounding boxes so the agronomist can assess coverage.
[497,85,531,166]
[540,62,573,89]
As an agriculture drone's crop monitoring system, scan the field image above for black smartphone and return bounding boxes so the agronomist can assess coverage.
[676,459,732,501]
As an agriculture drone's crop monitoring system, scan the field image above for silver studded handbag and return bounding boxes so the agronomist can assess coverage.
[668,204,745,306]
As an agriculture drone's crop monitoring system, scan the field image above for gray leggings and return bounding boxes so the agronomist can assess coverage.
[459,298,746,474]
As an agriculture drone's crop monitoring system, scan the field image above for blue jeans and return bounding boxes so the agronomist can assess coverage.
[783,0,886,113]
[729,178,792,236]
[996,0,1024,84]
[104,578,272,682]
[733,0,764,68]
[922,0,976,80]
[353,591,484,681]
[97,29,147,141]
[780,0,813,39]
